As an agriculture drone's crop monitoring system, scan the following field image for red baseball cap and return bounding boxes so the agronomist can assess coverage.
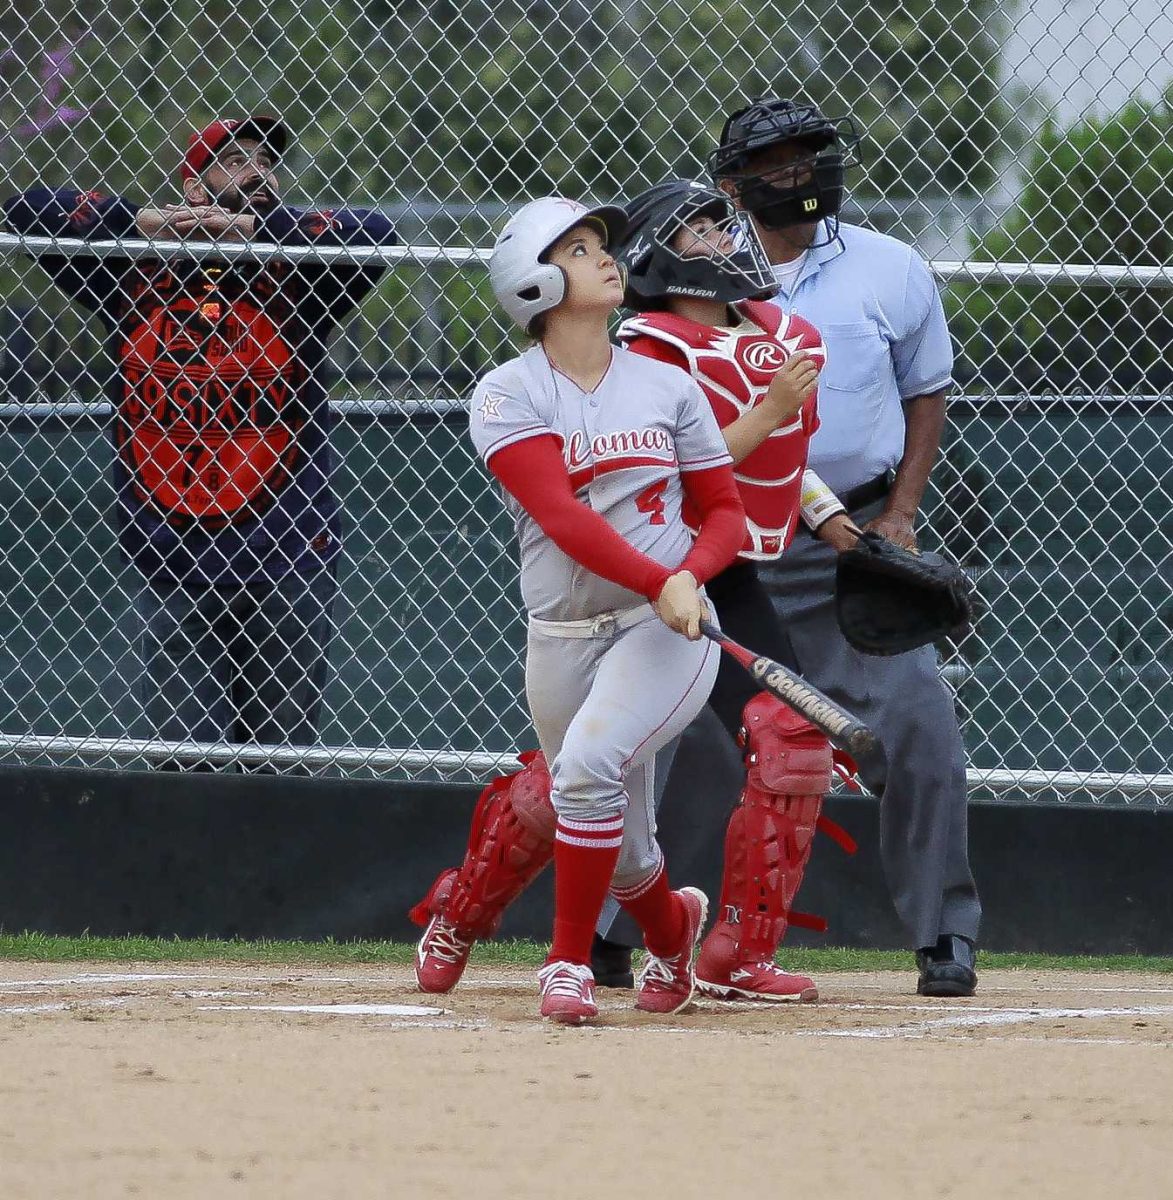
[181,116,290,180]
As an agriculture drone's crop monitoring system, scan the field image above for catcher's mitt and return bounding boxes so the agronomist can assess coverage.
[835,531,977,657]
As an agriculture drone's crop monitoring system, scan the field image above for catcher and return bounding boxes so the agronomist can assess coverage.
[594,180,966,996]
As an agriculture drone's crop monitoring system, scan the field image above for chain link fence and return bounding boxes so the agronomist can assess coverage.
[1,1,1170,802]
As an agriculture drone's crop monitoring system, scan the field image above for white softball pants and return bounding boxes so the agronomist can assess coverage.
[525,604,719,889]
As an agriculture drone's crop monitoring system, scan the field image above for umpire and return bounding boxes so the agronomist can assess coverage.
[708,98,980,995]
[3,115,398,770]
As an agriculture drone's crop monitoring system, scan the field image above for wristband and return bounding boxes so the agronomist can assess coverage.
[799,469,846,531]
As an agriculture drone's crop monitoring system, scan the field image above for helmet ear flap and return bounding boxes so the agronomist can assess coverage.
[490,196,627,330]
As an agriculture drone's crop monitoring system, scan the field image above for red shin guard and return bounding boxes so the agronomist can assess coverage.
[709,695,836,965]
[409,750,556,938]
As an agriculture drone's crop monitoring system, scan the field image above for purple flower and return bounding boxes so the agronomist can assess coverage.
[5,29,96,139]
[15,106,91,137]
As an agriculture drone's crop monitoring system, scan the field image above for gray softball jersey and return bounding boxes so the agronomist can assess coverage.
[469,344,731,623]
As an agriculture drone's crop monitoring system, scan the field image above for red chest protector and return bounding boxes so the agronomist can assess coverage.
[619,300,824,560]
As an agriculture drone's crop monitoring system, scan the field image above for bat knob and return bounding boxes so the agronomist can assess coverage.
[847,728,886,778]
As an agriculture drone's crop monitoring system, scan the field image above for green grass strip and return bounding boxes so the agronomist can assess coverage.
[0,931,1170,973]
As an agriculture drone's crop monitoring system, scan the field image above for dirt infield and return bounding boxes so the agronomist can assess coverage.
[1,960,1171,1199]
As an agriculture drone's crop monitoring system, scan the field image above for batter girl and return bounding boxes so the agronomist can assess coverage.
[462,197,746,1024]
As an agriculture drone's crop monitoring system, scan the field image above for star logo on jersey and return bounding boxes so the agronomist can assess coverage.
[478,392,506,421]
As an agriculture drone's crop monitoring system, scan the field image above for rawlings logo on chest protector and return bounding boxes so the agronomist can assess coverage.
[695,325,821,410]
[739,338,789,373]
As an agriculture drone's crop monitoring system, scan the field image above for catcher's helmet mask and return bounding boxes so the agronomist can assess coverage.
[709,98,862,247]
[616,179,777,311]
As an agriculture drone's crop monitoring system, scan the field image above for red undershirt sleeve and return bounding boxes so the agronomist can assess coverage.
[488,435,673,601]
[678,465,747,585]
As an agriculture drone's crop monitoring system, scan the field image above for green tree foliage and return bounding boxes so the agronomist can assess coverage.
[950,99,1173,392]
[2,0,1010,205]
[2,0,1012,392]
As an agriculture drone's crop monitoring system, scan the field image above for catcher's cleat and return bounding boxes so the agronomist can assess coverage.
[634,887,708,1015]
[696,918,817,1001]
[696,960,818,1003]
[415,910,476,995]
[538,961,599,1025]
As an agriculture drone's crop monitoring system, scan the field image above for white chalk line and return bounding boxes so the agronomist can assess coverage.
[0,971,416,991]
[0,997,133,1016]
[200,1002,448,1017]
[824,981,1173,996]
[0,972,214,989]
[172,990,265,999]
[5,971,1172,998]
[3,972,1172,1044]
[952,1034,1171,1048]
[794,1005,1173,1040]
[6,970,1172,997]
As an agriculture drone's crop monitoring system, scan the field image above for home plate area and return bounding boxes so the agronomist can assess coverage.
[2,962,1173,1043]
[3,961,1172,1199]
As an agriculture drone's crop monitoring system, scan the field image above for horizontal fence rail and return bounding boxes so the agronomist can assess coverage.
[2,733,1171,808]
[10,232,1173,289]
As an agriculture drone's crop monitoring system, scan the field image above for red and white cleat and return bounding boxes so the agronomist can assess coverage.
[414,912,475,995]
[696,959,818,1003]
[538,961,599,1024]
[635,886,708,1015]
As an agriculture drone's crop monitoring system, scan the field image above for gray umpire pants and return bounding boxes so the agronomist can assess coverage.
[761,500,981,949]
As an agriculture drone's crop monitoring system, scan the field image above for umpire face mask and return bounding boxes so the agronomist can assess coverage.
[709,100,863,249]
[735,143,847,233]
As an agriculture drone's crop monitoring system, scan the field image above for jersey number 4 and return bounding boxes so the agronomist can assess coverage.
[636,479,668,525]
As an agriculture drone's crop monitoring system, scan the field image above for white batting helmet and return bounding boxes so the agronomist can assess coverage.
[489,196,629,330]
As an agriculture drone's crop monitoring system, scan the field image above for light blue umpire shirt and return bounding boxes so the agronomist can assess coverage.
[771,220,954,496]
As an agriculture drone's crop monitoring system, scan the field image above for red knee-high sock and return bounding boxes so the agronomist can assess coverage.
[612,856,685,958]
[549,815,626,966]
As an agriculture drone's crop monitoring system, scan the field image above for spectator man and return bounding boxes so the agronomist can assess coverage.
[3,115,398,770]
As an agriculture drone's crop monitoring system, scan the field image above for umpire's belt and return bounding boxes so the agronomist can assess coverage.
[840,470,893,511]
[529,602,654,639]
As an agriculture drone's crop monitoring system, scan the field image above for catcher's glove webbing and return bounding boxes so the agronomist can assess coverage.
[835,531,977,656]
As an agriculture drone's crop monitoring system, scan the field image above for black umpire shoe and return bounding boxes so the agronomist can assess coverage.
[591,933,635,989]
[916,934,978,997]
